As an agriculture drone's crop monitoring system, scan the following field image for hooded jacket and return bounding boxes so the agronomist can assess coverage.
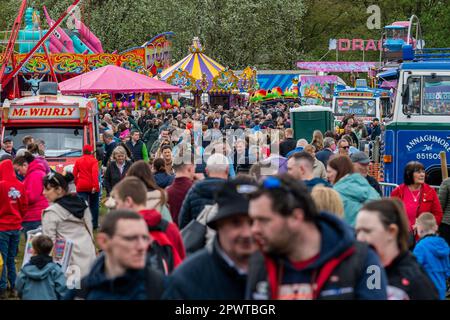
[413,235,450,300]
[0,160,27,231]
[246,212,388,300]
[23,159,48,222]
[146,190,172,222]
[42,195,96,277]
[15,255,67,300]
[178,177,226,229]
[163,236,247,300]
[139,209,185,262]
[73,154,100,193]
[333,173,381,227]
[385,251,439,300]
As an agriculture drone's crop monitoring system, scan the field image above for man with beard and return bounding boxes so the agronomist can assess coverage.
[163,178,257,299]
[246,175,388,300]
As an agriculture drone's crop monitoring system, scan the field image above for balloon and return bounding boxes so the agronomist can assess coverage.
[150,99,157,106]
[146,102,151,108]
[131,101,136,108]
[156,103,161,109]
[117,102,122,108]
[124,101,129,108]
[166,98,171,104]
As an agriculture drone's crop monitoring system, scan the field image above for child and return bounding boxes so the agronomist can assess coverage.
[413,213,450,300]
[15,235,67,300]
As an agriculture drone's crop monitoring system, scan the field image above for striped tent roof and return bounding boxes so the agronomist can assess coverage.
[159,37,225,82]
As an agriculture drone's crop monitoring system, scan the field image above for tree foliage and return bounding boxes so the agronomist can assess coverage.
[1,0,450,69]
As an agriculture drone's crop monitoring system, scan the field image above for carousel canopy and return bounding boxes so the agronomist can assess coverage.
[159,37,225,83]
[59,65,184,94]
[158,37,257,94]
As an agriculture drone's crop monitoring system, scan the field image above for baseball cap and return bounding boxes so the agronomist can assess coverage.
[2,136,12,143]
[83,145,94,153]
[350,151,370,165]
[207,179,257,230]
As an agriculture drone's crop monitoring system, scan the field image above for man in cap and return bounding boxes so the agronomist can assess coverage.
[163,177,257,299]
[1,136,16,158]
[350,151,382,196]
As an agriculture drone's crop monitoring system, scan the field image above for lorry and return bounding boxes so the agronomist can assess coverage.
[1,82,99,173]
[381,48,450,186]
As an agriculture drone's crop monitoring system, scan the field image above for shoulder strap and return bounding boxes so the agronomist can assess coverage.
[144,265,165,300]
[147,219,169,232]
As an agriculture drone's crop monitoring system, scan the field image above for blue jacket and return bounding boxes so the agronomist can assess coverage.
[413,235,450,300]
[246,212,388,300]
[178,177,226,229]
[154,172,175,189]
[334,174,380,227]
[286,147,304,158]
[163,237,247,300]
[304,177,331,191]
[316,148,333,167]
[15,258,67,300]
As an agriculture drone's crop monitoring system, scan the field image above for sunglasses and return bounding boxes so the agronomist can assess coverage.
[47,172,61,187]
[341,146,350,149]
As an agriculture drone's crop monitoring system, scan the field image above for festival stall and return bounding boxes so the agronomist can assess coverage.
[58,65,184,111]
[158,37,257,107]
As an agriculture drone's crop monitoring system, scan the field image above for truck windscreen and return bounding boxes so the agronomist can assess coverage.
[4,127,84,157]
[335,98,376,116]
[423,77,450,115]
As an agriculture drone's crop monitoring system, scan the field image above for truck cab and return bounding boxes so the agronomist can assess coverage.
[1,83,99,173]
[382,60,450,185]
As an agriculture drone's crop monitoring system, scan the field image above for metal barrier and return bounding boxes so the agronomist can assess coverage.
[379,182,440,197]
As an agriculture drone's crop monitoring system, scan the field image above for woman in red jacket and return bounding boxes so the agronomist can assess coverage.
[391,161,443,240]
[73,145,100,229]
[13,152,49,237]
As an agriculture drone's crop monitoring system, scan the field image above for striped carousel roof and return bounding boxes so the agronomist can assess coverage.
[159,37,225,82]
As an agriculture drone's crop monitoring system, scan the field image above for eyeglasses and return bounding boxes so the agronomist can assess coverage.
[115,234,151,244]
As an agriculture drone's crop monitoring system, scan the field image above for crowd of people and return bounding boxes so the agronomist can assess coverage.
[0,102,448,300]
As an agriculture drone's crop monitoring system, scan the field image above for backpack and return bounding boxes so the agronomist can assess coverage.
[147,219,181,275]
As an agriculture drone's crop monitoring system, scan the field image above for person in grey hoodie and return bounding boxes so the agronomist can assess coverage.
[16,235,67,300]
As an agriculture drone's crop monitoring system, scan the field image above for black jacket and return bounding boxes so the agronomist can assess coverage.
[385,251,439,300]
[103,141,117,167]
[366,175,383,197]
[126,140,145,162]
[178,177,226,229]
[162,237,247,300]
[66,254,165,300]
[279,138,297,157]
[103,160,132,196]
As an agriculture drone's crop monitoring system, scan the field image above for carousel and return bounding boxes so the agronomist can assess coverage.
[158,37,257,107]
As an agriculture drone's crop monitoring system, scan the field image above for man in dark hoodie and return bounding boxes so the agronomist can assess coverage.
[66,210,165,300]
[287,151,330,191]
[178,154,228,229]
[247,175,388,300]
[163,178,257,299]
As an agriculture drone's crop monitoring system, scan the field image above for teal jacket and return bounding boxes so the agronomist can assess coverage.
[16,260,67,300]
[334,174,380,226]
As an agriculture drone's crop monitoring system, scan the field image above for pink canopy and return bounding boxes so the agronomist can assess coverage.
[58,65,184,94]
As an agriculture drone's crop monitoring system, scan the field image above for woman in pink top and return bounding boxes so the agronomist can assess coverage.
[13,152,49,237]
[391,161,442,245]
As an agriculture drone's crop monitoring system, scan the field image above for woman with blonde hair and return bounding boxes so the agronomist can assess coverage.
[311,185,344,218]
[311,130,324,152]
[103,146,132,196]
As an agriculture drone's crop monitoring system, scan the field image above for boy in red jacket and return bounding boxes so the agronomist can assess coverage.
[73,145,100,229]
[0,160,27,299]
[112,177,185,275]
